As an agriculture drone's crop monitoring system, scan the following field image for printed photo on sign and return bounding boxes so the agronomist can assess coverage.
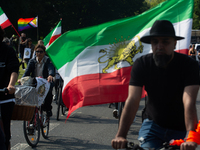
[35,77,50,106]
[23,48,31,59]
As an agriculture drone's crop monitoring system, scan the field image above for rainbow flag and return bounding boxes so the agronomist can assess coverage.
[29,16,38,28]
[18,18,34,31]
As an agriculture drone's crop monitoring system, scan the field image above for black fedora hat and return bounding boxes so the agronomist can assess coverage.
[140,20,184,44]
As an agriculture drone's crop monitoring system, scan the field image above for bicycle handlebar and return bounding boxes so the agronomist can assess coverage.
[126,142,180,150]
[0,88,9,94]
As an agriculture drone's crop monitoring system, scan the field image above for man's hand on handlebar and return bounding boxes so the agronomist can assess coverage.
[17,79,21,83]
[111,136,128,149]
[180,141,197,150]
[47,75,53,83]
[6,85,15,95]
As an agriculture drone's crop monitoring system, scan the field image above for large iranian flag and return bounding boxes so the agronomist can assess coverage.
[46,0,194,118]
[0,7,12,29]
[43,20,62,48]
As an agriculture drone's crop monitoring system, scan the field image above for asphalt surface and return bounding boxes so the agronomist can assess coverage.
[10,89,200,150]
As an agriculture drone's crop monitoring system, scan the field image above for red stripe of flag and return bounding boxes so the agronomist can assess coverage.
[62,67,147,119]
[1,19,11,29]
[49,34,61,45]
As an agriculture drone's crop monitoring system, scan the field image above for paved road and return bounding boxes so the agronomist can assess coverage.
[10,89,200,150]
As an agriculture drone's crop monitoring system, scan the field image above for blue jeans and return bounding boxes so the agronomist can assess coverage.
[138,119,186,149]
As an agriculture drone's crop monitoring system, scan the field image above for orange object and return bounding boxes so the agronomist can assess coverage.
[170,121,200,146]
[186,130,200,144]
[195,120,200,133]
[170,139,184,146]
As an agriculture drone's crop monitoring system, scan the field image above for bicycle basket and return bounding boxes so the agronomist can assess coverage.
[11,105,36,121]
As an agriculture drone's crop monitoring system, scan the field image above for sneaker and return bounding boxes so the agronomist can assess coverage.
[113,109,118,119]
[27,124,34,135]
[47,110,52,117]
[53,95,56,101]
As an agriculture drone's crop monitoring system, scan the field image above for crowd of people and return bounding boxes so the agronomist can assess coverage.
[0,27,60,150]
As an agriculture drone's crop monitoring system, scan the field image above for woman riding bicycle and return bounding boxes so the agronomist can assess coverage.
[18,44,55,117]
[0,26,19,150]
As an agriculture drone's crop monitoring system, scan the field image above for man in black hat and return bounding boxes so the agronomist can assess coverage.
[111,20,199,149]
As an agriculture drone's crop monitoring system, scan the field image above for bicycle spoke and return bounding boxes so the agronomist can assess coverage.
[41,110,50,139]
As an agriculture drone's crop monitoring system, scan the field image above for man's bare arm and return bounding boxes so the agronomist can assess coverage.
[111,85,143,149]
[181,85,199,150]
[7,72,18,94]
[183,85,199,131]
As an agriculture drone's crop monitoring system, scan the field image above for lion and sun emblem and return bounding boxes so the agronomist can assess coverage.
[98,35,144,73]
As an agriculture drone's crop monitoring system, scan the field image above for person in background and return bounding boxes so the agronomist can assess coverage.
[38,40,44,45]
[18,33,27,70]
[189,44,197,60]
[2,37,10,46]
[0,26,19,150]
[24,38,35,65]
[9,34,18,56]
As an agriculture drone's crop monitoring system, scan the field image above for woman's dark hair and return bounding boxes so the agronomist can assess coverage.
[26,38,32,46]
[34,44,46,52]
[191,44,195,52]
[27,38,32,42]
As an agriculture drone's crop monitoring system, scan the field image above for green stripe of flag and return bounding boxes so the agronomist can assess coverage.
[0,8,4,16]
[43,28,54,46]
[46,0,194,70]
[43,20,62,47]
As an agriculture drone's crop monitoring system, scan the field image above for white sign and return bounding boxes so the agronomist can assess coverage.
[23,48,31,59]
[35,77,50,106]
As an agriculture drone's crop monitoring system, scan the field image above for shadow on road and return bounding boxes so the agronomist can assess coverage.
[28,136,112,150]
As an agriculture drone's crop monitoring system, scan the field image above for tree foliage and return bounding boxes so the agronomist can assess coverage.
[193,0,200,29]
[2,0,199,42]
[0,0,149,41]
[145,0,200,30]
[145,0,166,8]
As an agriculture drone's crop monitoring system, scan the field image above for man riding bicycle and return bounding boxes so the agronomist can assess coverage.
[111,20,199,150]
[0,26,19,150]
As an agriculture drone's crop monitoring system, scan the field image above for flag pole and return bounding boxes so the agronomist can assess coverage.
[11,25,20,37]
[37,26,39,41]
[37,16,39,41]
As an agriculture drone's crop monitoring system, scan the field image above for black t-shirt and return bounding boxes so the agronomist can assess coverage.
[0,42,19,100]
[129,52,199,131]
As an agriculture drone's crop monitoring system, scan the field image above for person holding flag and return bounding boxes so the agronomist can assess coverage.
[111,20,199,149]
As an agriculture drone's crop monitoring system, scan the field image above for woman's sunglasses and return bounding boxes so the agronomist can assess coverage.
[35,50,44,54]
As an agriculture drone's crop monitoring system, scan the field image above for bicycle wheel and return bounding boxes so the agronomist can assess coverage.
[118,102,125,125]
[23,108,40,147]
[56,86,62,120]
[41,109,50,139]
